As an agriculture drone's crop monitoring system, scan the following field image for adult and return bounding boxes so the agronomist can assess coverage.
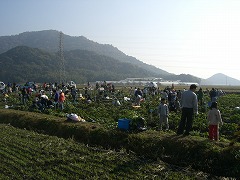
[53,89,59,109]
[134,88,143,106]
[177,84,198,136]
[21,87,27,105]
[161,90,168,102]
[59,90,65,110]
[197,87,204,105]
[71,87,77,103]
[209,88,217,102]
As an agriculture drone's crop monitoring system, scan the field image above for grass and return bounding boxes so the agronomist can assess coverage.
[0,123,223,180]
[1,89,240,178]
[0,109,240,178]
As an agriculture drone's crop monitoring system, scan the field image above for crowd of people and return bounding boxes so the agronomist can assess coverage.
[1,81,226,141]
[130,83,224,141]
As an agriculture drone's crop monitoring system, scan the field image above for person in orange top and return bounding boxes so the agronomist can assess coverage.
[58,90,65,110]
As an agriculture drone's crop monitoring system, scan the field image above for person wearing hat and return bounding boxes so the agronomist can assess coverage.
[177,84,198,136]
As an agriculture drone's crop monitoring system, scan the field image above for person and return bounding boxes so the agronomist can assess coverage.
[58,90,65,110]
[209,88,217,102]
[174,97,181,112]
[53,89,59,109]
[207,101,223,141]
[177,84,198,136]
[21,87,27,105]
[158,98,169,131]
[134,88,143,106]
[197,87,204,106]
[71,87,77,103]
[161,90,168,102]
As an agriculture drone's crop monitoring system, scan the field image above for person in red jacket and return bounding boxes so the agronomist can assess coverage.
[59,90,65,110]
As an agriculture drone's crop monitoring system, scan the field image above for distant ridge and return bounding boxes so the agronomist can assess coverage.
[0,46,159,83]
[0,30,202,83]
[0,30,170,77]
[200,73,240,86]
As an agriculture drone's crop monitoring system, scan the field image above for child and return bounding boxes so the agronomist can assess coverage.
[158,98,169,131]
[207,101,223,141]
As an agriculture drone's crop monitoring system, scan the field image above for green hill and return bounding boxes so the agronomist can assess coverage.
[0,30,171,77]
[0,30,201,83]
[0,46,157,83]
[0,46,58,82]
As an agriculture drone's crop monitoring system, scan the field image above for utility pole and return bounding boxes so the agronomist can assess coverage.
[59,31,66,84]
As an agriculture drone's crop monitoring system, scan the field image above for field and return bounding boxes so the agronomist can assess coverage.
[1,123,222,179]
[0,84,240,179]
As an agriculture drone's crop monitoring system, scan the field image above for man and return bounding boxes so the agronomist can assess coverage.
[177,84,198,136]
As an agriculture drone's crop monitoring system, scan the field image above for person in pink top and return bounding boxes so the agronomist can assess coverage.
[207,101,223,141]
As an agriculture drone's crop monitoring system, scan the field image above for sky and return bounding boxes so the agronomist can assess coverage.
[1,0,240,80]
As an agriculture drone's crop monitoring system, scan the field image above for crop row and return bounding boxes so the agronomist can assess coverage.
[3,91,240,140]
[0,109,240,178]
[0,124,215,179]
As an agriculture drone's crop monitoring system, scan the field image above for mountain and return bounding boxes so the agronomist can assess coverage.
[0,30,203,83]
[0,46,161,83]
[200,73,240,86]
[0,46,59,82]
[0,30,171,77]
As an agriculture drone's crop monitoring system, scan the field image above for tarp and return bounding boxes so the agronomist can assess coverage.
[67,113,79,121]
[147,82,158,88]
[66,113,85,122]
[40,95,49,99]
[0,82,5,90]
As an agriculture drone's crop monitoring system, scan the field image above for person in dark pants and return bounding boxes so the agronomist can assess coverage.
[177,84,198,136]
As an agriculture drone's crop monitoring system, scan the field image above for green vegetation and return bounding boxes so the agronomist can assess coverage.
[0,124,232,179]
[0,46,155,83]
[1,88,240,178]
[0,30,170,76]
[3,88,240,140]
[0,30,201,83]
[1,30,239,179]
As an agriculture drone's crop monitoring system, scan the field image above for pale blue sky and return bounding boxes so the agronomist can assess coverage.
[1,0,240,80]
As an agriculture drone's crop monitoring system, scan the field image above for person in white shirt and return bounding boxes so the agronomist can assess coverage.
[177,84,198,136]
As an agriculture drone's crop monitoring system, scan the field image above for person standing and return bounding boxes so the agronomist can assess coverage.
[209,88,217,102]
[177,84,198,136]
[58,90,65,111]
[158,98,169,131]
[71,87,77,103]
[53,89,59,109]
[161,90,168,102]
[207,102,223,141]
[21,87,27,105]
[197,87,204,106]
